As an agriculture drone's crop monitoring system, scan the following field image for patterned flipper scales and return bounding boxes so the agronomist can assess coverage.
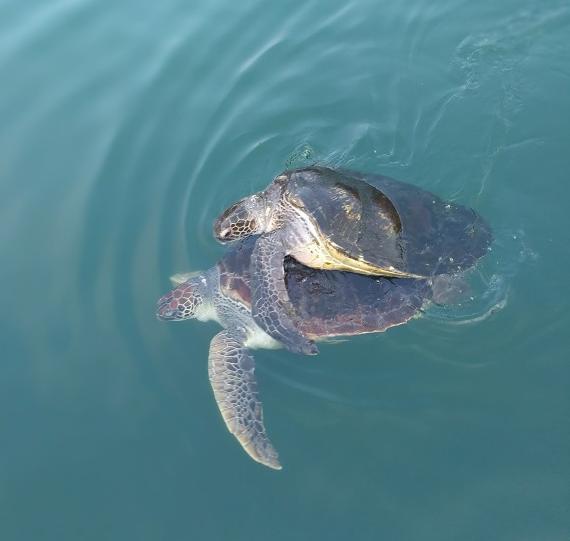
[208,330,282,470]
[251,229,317,356]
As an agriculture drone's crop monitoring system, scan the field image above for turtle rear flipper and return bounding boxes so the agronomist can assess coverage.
[208,330,282,470]
[251,230,318,356]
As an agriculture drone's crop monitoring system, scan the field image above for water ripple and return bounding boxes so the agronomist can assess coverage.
[14,0,547,407]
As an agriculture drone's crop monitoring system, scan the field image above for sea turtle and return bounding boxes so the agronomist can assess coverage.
[157,237,436,470]
[213,166,492,355]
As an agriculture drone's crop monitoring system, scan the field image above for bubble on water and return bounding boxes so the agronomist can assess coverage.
[285,143,316,169]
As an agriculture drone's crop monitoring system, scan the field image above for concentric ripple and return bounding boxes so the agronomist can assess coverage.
[2,0,561,410]
[0,0,569,536]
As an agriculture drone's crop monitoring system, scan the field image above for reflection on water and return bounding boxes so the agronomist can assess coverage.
[1,0,569,539]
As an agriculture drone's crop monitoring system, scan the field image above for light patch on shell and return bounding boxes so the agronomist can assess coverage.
[342,201,361,220]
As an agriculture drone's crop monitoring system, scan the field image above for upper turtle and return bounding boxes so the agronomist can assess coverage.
[213,166,492,355]
[157,237,433,470]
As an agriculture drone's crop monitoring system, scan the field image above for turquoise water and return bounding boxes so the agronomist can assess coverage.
[1,0,569,538]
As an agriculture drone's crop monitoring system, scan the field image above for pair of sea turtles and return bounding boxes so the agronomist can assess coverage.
[157,166,492,469]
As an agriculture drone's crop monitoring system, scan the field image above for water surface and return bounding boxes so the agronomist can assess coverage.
[1,0,569,539]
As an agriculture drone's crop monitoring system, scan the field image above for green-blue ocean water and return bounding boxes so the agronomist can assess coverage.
[1,0,569,539]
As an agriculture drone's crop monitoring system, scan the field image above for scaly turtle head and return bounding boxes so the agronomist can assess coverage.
[213,193,269,242]
[156,272,213,322]
[214,176,288,242]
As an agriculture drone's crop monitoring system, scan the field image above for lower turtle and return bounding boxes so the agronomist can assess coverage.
[157,237,437,470]
[213,166,492,356]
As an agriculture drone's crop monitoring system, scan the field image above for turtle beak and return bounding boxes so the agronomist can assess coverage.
[213,196,263,242]
[156,284,198,321]
[217,227,232,242]
[213,203,240,242]
[156,293,181,320]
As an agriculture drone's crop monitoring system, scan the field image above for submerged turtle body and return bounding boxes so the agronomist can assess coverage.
[214,166,492,354]
[219,236,432,338]
[157,237,434,470]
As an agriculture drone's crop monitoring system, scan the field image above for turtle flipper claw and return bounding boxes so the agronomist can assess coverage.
[251,230,318,356]
[268,322,318,356]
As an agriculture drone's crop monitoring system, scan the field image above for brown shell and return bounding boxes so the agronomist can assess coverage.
[283,167,492,276]
[218,238,431,338]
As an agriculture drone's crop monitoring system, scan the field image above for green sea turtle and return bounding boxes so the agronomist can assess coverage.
[157,237,436,470]
[213,166,492,355]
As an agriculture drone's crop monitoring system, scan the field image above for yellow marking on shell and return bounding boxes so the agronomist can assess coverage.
[288,199,425,278]
[323,238,425,278]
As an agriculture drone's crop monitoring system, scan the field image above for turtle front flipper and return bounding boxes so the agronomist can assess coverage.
[251,230,318,355]
[208,330,282,470]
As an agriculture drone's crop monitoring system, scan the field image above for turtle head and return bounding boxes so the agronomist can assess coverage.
[156,273,214,322]
[214,193,270,242]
